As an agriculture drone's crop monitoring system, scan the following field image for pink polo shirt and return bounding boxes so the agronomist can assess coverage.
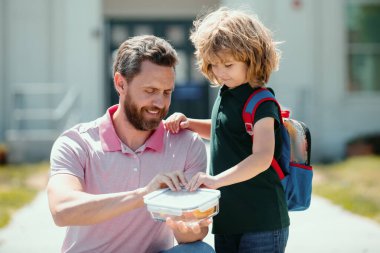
[50,105,207,253]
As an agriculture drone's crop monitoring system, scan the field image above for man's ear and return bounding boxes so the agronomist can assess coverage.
[114,72,126,95]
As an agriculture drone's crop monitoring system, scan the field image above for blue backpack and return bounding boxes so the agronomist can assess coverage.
[242,87,313,211]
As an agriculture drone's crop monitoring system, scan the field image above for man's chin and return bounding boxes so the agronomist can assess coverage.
[141,120,162,131]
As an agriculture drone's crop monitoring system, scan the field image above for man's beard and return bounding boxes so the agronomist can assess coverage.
[123,96,168,131]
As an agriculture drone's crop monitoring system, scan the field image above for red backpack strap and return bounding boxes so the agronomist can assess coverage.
[242,88,283,136]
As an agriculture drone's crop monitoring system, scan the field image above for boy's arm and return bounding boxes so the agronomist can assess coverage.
[214,117,275,187]
[187,118,212,140]
[187,117,275,191]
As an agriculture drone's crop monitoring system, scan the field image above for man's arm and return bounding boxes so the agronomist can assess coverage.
[47,171,187,226]
[47,174,146,226]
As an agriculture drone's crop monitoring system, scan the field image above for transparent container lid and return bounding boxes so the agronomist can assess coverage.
[144,188,221,216]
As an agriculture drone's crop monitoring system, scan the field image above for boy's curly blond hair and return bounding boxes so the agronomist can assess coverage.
[190,7,281,86]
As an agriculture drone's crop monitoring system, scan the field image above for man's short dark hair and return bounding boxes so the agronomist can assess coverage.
[113,35,178,82]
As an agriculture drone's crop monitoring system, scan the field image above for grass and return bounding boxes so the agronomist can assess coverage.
[0,163,49,228]
[313,156,380,224]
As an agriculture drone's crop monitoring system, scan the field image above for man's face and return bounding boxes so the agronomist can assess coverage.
[122,61,175,131]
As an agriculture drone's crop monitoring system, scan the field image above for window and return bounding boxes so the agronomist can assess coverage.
[347,0,380,92]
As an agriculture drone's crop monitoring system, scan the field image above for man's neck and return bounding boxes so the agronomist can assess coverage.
[112,108,153,152]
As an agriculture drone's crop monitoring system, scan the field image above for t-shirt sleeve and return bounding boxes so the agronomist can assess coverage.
[253,100,281,129]
[50,130,87,180]
[183,132,207,181]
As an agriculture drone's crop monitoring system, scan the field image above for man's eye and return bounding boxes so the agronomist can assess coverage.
[146,89,154,93]
[164,90,173,96]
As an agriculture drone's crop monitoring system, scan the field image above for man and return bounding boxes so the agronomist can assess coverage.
[47,35,214,253]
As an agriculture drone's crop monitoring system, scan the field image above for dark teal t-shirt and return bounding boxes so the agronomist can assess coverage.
[210,83,290,235]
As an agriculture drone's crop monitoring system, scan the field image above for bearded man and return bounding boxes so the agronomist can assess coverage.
[47,35,214,253]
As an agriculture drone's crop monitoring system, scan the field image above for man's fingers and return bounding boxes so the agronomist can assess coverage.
[175,171,187,187]
[159,175,177,191]
[190,223,201,234]
[177,221,189,233]
[199,218,212,227]
[187,173,202,192]
[169,174,182,191]
[160,171,187,191]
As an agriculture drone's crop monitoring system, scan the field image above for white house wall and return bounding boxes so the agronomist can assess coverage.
[319,0,380,161]
[1,0,104,162]
[64,0,104,122]
[318,0,349,161]
[103,0,220,18]
[0,0,5,141]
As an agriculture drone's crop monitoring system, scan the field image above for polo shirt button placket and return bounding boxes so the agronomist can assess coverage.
[130,153,140,188]
[132,154,139,173]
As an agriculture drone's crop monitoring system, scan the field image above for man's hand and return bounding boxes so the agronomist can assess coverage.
[166,217,212,243]
[144,170,188,194]
[166,217,212,234]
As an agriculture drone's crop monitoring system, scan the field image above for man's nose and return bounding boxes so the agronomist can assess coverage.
[152,94,165,108]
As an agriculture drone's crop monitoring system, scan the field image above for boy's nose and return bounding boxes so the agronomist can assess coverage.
[214,68,225,79]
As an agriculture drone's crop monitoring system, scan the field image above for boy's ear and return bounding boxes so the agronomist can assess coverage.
[114,72,126,95]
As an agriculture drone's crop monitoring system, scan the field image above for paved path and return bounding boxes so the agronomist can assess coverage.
[0,191,65,253]
[1,191,380,252]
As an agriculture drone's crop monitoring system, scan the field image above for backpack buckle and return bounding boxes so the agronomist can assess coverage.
[244,123,254,136]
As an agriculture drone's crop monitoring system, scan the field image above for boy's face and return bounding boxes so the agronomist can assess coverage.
[209,52,249,88]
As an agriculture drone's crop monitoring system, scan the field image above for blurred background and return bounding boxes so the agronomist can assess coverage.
[1,1,380,251]
[0,0,379,164]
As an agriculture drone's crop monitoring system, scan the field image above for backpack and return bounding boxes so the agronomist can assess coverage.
[242,87,313,211]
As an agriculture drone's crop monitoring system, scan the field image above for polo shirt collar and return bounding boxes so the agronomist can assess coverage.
[99,105,164,152]
[220,83,257,103]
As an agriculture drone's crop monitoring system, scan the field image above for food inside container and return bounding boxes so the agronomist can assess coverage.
[143,188,221,225]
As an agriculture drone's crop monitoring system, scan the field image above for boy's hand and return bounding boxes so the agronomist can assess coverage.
[186,172,219,191]
[164,112,189,133]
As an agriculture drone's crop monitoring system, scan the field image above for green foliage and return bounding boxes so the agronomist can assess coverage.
[314,156,380,223]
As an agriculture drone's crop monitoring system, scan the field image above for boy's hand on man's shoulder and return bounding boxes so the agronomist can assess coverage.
[164,112,189,133]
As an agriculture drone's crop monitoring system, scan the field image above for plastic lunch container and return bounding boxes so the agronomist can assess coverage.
[144,188,221,224]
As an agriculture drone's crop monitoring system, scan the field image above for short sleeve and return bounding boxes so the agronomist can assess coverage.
[183,132,207,180]
[50,130,87,180]
[253,100,281,129]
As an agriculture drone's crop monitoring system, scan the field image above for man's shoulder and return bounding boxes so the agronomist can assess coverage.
[161,129,205,151]
[166,129,202,142]
[58,118,101,140]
